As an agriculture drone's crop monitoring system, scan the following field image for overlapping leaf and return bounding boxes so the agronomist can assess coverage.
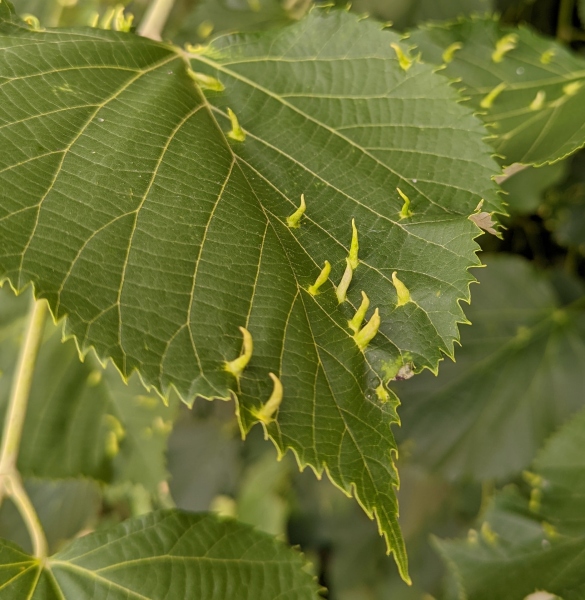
[0,285,174,490]
[395,255,585,480]
[170,0,307,45]
[0,4,501,575]
[434,407,585,600]
[409,16,585,165]
[0,510,320,599]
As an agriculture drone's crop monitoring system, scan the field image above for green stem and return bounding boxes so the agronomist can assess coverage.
[0,298,48,557]
[138,0,176,40]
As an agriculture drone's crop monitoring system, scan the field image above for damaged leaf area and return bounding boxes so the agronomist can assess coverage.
[469,211,500,237]
[0,5,501,578]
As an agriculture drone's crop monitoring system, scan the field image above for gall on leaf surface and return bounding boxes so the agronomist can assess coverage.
[0,4,501,577]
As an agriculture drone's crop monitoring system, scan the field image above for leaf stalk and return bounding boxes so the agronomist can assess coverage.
[0,298,48,558]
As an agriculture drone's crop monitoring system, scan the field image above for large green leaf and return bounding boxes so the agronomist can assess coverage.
[0,285,175,490]
[395,255,585,480]
[434,406,585,599]
[0,4,501,575]
[409,16,585,165]
[0,510,320,599]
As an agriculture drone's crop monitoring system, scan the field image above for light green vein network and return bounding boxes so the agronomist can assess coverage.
[0,2,501,578]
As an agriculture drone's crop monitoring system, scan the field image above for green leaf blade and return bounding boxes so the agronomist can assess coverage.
[0,9,503,578]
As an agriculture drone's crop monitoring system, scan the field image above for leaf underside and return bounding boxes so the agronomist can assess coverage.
[0,5,501,576]
[0,511,321,599]
[409,16,585,166]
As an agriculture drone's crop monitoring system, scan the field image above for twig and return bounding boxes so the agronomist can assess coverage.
[137,0,176,41]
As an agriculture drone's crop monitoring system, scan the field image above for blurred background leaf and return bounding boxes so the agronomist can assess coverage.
[167,0,311,45]
[394,255,585,481]
[435,406,585,600]
[0,479,101,555]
